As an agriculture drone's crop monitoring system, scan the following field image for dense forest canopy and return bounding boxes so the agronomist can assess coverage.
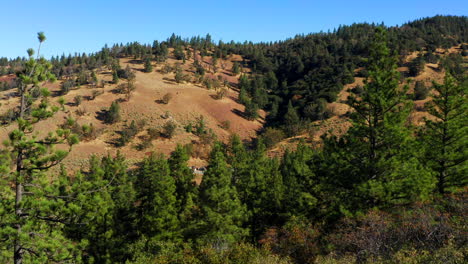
[0,15,467,263]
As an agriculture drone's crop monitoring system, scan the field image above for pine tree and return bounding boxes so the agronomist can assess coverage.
[144,57,153,73]
[244,101,259,121]
[234,140,284,241]
[280,144,317,219]
[0,32,80,264]
[136,153,180,241]
[168,145,197,232]
[283,100,300,136]
[324,28,433,211]
[422,73,467,193]
[197,143,247,246]
[105,101,121,124]
[113,70,119,84]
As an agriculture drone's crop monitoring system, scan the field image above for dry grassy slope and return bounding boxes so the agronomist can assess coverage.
[267,44,467,157]
[0,54,264,170]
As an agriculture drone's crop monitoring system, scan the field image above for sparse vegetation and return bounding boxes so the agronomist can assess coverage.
[73,95,82,106]
[161,92,173,104]
[162,120,177,138]
[104,101,121,124]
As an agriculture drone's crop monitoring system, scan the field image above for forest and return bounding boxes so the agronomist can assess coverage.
[0,16,467,263]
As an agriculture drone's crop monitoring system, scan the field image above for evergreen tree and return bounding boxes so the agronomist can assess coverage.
[421,73,467,193]
[168,145,197,236]
[113,70,119,84]
[244,101,259,121]
[0,32,80,264]
[235,140,284,241]
[197,143,248,246]
[105,101,121,124]
[283,100,301,136]
[144,57,153,73]
[136,153,180,241]
[280,144,317,219]
[324,28,433,211]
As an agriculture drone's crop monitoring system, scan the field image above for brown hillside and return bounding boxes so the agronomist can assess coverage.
[0,54,263,170]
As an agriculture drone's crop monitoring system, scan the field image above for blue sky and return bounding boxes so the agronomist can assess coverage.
[1,0,466,58]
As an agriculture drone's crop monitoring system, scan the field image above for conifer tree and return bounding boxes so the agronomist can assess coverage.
[113,70,119,84]
[422,73,467,193]
[280,144,317,219]
[144,57,153,73]
[197,143,247,246]
[168,145,197,233]
[136,153,180,241]
[283,100,300,136]
[324,28,433,211]
[0,32,80,264]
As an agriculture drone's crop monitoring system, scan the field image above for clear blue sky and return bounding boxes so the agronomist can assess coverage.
[1,0,466,59]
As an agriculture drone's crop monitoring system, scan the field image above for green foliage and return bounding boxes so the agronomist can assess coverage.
[168,145,198,238]
[60,79,75,95]
[104,100,121,124]
[197,143,248,246]
[323,28,433,214]
[162,120,177,138]
[413,80,430,100]
[244,101,259,121]
[0,32,80,264]
[283,100,301,136]
[421,73,467,194]
[144,57,153,72]
[73,94,82,106]
[136,153,180,241]
[231,61,241,75]
[113,70,119,84]
[173,45,186,61]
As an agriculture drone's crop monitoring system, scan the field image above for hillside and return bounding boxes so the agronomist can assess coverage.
[0,40,466,168]
[0,53,267,169]
[267,43,467,157]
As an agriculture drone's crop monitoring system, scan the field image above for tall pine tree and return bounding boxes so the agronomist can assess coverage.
[421,73,467,193]
[197,143,247,246]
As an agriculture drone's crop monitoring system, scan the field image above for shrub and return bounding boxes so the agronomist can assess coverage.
[57,97,66,111]
[73,95,83,106]
[147,127,161,140]
[261,127,286,148]
[162,120,177,138]
[75,108,87,116]
[413,81,430,100]
[220,120,231,130]
[214,88,227,100]
[80,123,97,141]
[199,129,217,145]
[91,90,104,100]
[60,79,75,95]
[0,109,17,124]
[184,123,193,133]
[135,140,153,151]
[160,63,173,74]
[118,120,140,147]
[162,93,173,104]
